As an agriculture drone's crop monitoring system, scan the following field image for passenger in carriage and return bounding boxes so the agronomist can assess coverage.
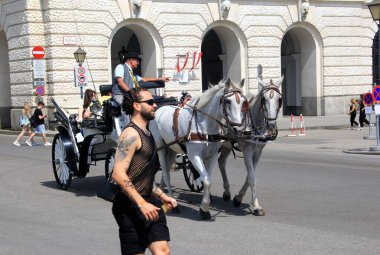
[98,89,112,105]
[178,91,192,108]
[78,89,97,121]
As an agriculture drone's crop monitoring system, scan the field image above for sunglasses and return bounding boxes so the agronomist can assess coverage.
[137,99,155,106]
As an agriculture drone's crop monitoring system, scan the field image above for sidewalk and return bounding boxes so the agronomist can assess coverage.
[0,114,356,137]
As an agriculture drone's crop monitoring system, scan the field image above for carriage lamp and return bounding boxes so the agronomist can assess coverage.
[73,47,87,66]
[118,46,128,64]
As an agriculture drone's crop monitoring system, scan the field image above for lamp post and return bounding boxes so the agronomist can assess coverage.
[73,47,87,66]
[73,47,87,98]
[368,0,380,150]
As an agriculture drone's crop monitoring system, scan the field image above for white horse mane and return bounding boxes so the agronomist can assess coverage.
[194,83,225,109]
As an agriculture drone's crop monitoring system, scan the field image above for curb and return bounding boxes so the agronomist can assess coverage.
[0,129,57,138]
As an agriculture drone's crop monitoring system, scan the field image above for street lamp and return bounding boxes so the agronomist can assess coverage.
[73,47,87,66]
[368,0,380,151]
[368,0,380,85]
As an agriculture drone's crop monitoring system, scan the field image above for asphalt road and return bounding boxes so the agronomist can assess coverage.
[0,129,379,255]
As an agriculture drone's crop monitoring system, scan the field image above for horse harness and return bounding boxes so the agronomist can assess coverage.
[247,83,282,141]
[160,88,248,150]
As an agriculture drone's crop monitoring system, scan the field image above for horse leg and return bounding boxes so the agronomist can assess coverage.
[157,148,175,198]
[234,142,265,216]
[218,142,232,201]
[186,149,212,220]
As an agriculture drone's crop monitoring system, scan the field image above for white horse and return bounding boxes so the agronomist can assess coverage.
[150,79,247,220]
[218,69,283,216]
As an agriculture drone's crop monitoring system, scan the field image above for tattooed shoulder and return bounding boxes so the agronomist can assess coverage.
[117,134,138,153]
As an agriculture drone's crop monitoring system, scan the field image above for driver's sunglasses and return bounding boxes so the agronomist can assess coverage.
[137,99,156,106]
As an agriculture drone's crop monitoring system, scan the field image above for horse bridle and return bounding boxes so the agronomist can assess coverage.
[219,88,249,128]
[258,85,282,121]
[246,84,282,141]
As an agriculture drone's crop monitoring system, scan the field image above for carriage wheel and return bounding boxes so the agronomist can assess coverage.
[105,148,116,180]
[52,134,76,189]
[182,155,203,192]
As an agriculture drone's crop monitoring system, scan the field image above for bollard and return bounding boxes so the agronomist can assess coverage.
[299,114,306,136]
[288,114,297,137]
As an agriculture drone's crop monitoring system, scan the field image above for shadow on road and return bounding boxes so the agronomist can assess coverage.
[40,175,105,198]
[167,187,252,221]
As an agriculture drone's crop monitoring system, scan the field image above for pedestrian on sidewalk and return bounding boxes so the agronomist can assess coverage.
[25,101,51,146]
[358,95,370,130]
[348,98,359,130]
[13,102,35,146]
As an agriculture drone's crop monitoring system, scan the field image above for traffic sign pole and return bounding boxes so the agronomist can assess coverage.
[370,104,380,151]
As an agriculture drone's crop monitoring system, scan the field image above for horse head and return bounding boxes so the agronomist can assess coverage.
[219,78,248,134]
[250,75,283,139]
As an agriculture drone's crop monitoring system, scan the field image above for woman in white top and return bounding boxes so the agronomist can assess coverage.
[13,102,35,146]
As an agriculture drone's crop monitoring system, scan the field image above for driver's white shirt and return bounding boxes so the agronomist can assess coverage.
[114,63,142,82]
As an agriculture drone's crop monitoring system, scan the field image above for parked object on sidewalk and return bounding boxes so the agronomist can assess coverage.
[287,114,297,137]
[299,114,306,136]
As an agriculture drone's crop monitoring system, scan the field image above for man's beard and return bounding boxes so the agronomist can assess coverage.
[141,108,155,121]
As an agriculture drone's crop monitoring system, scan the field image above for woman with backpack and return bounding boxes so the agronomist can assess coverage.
[13,102,35,146]
[348,98,359,130]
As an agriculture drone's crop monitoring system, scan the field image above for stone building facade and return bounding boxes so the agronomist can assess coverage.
[0,0,376,129]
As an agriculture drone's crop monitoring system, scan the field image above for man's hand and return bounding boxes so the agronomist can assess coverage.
[160,194,177,212]
[139,201,161,221]
[161,76,169,82]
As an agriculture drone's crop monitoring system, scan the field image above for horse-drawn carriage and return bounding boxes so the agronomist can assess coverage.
[50,83,202,192]
[51,66,284,219]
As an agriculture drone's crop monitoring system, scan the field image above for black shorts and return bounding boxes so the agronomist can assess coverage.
[112,193,170,255]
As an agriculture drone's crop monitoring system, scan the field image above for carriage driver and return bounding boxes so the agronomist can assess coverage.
[112,88,177,255]
[112,51,169,125]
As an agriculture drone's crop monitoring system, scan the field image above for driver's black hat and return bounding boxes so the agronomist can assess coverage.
[125,51,142,61]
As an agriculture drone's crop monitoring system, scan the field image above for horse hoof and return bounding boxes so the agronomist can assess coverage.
[253,209,265,216]
[199,208,211,220]
[223,192,231,202]
[233,196,241,207]
[171,206,180,214]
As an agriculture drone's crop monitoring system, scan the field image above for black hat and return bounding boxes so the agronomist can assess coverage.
[125,51,142,61]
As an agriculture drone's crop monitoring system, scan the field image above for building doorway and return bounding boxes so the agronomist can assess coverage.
[281,26,321,116]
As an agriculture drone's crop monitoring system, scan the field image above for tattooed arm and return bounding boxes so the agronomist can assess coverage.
[112,127,161,221]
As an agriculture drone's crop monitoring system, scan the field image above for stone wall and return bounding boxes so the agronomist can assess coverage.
[0,0,376,130]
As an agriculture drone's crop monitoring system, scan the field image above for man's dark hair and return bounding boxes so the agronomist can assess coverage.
[37,101,45,107]
[122,88,147,115]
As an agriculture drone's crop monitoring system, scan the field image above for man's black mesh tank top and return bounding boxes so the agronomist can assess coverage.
[126,122,160,196]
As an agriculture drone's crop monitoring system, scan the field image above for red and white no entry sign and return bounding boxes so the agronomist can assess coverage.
[32,46,45,59]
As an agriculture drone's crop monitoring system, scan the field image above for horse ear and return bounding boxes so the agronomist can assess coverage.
[239,79,245,88]
[275,75,284,88]
[258,78,265,92]
[225,78,232,89]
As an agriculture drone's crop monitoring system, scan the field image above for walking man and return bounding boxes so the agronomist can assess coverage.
[112,88,177,255]
[26,101,51,146]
